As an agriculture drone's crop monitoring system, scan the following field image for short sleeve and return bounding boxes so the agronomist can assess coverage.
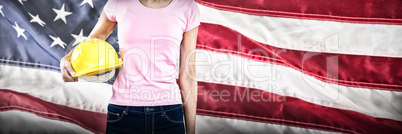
[184,1,200,32]
[103,0,117,22]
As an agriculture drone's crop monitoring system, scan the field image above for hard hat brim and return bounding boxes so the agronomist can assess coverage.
[71,59,123,78]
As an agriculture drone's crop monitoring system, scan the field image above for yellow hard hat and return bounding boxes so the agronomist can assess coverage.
[70,39,123,78]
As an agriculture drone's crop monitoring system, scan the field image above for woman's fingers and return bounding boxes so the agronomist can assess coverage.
[61,67,75,82]
[64,60,76,76]
[60,58,78,82]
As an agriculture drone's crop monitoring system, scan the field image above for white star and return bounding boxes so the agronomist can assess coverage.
[18,0,27,5]
[28,13,46,27]
[81,0,94,8]
[71,29,87,46]
[0,5,4,17]
[52,4,72,24]
[49,35,66,49]
[12,22,27,40]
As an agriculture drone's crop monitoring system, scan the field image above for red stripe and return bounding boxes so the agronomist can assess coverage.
[0,89,106,134]
[196,23,402,91]
[196,0,402,25]
[196,81,402,134]
[2,87,401,133]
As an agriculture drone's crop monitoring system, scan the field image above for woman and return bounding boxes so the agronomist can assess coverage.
[60,0,199,133]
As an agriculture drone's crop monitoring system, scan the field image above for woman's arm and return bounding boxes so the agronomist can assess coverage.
[60,11,117,82]
[179,26,199,134]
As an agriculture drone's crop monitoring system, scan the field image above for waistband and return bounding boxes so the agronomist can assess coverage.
[108,103,183,114]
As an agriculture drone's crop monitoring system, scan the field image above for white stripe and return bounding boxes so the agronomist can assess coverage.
[0,65,112,114]
[195,49,402,121]
[196,115,338,134]
[0,110,91,134]
[198,4,402,57]
[1,58,401,122]
[1,60,401,125]
[0,59,60,69]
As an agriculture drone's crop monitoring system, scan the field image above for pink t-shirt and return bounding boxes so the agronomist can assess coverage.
[103,0,200,106]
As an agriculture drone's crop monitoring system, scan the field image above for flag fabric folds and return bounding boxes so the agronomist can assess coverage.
[0,0,401,133]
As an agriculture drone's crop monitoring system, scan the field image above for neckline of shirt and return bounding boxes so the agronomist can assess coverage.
[136,0,175,10]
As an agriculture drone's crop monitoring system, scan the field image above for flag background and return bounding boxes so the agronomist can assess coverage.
[0,0,401,133]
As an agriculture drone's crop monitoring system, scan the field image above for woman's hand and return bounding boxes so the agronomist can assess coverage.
[60,53,78,82]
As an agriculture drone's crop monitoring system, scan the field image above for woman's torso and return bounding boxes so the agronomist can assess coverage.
[103,0,199,106]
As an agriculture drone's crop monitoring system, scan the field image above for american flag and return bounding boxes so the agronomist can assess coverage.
[0,0,401,133]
